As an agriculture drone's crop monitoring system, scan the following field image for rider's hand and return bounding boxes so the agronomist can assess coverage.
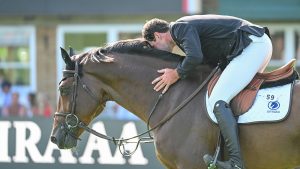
[152,68,180,94]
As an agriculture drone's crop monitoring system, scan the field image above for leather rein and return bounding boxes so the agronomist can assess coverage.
[54,61,218,156]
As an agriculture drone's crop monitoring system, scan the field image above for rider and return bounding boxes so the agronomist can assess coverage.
[142,15,272,169]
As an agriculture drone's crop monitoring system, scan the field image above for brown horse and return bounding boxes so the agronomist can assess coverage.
[50,39,300,169]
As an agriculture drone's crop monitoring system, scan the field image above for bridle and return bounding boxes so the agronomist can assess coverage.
[55,61,101,128]
[55,61,110,143]
[54,61,155,155]
[54,60,219,156]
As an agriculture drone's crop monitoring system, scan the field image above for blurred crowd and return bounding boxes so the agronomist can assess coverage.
[0,79,139,120]
[0,79,53,118]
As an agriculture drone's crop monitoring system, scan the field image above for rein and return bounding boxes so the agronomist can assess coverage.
[55,60,219,156]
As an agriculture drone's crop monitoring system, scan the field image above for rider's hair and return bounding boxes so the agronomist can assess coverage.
[142,18,170,42]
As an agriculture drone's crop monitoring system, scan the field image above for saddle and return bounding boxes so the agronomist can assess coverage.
[208,59,298,116]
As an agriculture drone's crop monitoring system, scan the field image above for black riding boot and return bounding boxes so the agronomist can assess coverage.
[203,100,245,169]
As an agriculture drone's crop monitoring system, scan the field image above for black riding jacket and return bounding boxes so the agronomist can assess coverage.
[170,14,267,79]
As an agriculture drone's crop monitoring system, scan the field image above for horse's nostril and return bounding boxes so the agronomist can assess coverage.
[51,136,57,144]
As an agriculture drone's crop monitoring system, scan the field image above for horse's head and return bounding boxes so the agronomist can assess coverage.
[50,39,184,149]
[50,47,112,149]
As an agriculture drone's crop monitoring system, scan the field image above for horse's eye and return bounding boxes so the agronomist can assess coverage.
[59,86,72,96]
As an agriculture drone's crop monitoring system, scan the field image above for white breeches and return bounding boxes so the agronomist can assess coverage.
[209,34,273,107]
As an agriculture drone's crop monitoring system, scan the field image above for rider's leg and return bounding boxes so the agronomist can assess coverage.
[204,34,272,169]
[209,34,272,107]
[204,100,243,168]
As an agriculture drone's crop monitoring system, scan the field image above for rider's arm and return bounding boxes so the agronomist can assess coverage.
[171,23,203,79]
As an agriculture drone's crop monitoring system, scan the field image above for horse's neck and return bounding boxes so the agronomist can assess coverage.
[93,53,170,122]
[94,53,212,123]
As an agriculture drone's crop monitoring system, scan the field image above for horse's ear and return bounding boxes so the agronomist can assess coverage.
[60,47,75,69]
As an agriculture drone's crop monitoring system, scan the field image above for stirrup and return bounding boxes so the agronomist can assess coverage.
[204,155,243,169]
[208,162,217,169]
[205,132,222,169]
[203,153,219,169]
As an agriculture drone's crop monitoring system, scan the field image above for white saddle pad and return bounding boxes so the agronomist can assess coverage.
[206,83,293,124]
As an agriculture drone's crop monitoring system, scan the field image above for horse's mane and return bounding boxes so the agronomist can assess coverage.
[101,38,183,62]
[103,38,152,53]
[76,38,183,66]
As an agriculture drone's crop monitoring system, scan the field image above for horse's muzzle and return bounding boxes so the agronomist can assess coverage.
[50,123,78,149]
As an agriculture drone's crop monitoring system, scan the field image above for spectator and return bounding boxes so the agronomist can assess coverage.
[2,92,27,117]
[27,92,39,117]
[38,93,53,118]
[0,80,13,116]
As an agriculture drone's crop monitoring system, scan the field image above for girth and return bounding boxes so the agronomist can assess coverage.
[208,59,299,116]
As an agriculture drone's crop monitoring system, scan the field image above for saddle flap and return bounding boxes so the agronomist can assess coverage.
[206,83,293,124]
[207,59,297,116]
[207,69,222,96]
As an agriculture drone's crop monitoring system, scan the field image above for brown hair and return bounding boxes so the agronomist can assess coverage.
[142,18,169,41]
